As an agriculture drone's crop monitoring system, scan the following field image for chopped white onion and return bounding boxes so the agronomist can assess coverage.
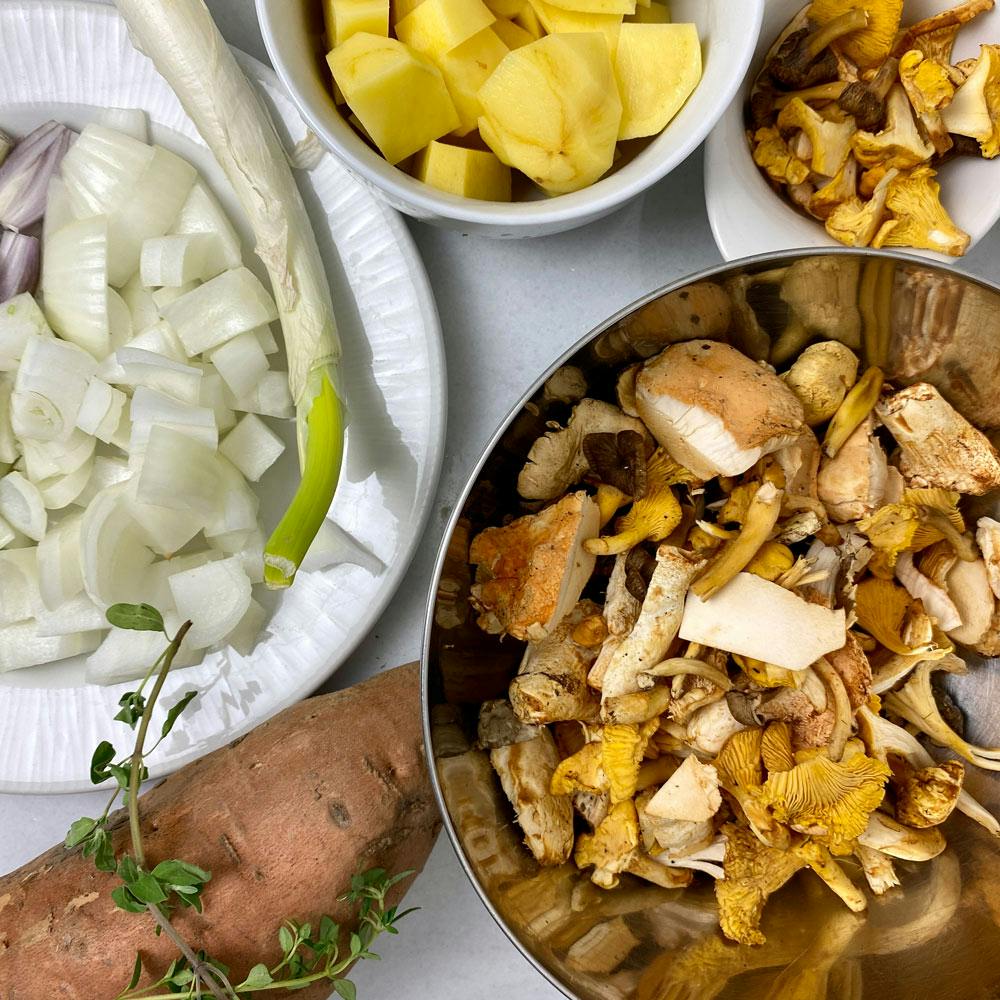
[171,180,243,274]
[199,370,236,433]
[209,331,268,400]
[95,107,150,144]
[0,292,52,372]
[76,378,125,440]
[151,279,199,310]
[72,455,131,509]
[300,519,385,576]
[127,319,186,361]
[41,215,109,358]
[84,625,197,685]
[107,287,133,352]
[37,454,94,509]
[140,233,214,287]
[20,430,96,481]
[135,423,220,516]
[37,512,84,609]
[128,496,206,556]
[60,124,155,219]
[43,176,75,240]
[105,144,198,287]
[0,376,17,464]
[0,514,14,550]
[80,483,155,608]
[35,592,106,637]
[253,324,279,356]
[231,369,294,419]
[129,386,218,454]
[114,347,202,404]
[222,597,265,656]
[143,549,221,610]
[11,333,97,441]
[0,471,47,540]
[0,546,40,625]
[204,455,259,537]
[0,620,102,673]
[168,554,252,649]
[161,267,278,357]
[120,272,160,331]
[219,413,285,482]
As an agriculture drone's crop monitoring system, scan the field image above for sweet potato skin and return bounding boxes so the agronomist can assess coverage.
[0,663,439,999]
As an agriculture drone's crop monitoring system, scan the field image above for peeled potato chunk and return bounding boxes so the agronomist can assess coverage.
[395,0,496,58]
[492,15,535,48]
[413,141,512,200]
[544,0,635,17]
[614,22,701,140]
[478,33,622,194]
[328,33,460,163]
[437,27,510,134]
[627,0,669,24]
[323,0,390,46]
[531,0,624,58]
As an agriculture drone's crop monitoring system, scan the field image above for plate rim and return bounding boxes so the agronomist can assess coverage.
[0,0,447,794]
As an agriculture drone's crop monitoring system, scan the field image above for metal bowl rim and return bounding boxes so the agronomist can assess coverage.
[419,245,1000,999]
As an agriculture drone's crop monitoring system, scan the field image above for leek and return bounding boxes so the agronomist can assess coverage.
[115,0,343,588]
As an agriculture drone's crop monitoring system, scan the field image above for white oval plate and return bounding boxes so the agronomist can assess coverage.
[0,1,446,792]
[704,0,1000,264]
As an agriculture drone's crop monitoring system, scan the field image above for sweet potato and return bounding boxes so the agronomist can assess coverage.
[0,662,439,999]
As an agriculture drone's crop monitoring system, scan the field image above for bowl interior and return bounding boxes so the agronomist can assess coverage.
[424,249,1000,1000]
[258,0,764,232]
[705,0,1000,263]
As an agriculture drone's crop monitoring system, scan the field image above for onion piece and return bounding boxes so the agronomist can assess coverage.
[151,278,198,311]
[126,319,187,361]
[96,107,150,143]
[0,292,53,373]
[127,482,207,557]
[208,526,265,583]
[134,423,221,516]
[113,347,203,404]
[72,455,131,509]
[222,597,265,656]
[60,124,155,218]
[34,592,106,637]
[36,454,95,510]
[171,180,242,274]
[41,215,109,358]
[0,121,75,231]
[0,472,47,540]
[84,625,198,685]
[0,515,14,550]
[119,272,160,331]
[168,554,252,648]
[199,370,237,433]
[20,430,96,481]
[140,233,214,287]
[161,266,278,357]
[37,512,84,609]
[108,287,133,352]
[105,144,198,286]
[0,376,17,465]
[76,378,127,443]
[204,455,259,537]
[0,231,40,302]
[80,483,155,608]
[231,369,294,419]
[11,333,97,442]
[0,620,102,673]
[0,546,41,625]
[253,324,279,355]
[219,412,285,482]
[143,549,221,610]
[299,519,385,576]
[129,386,218,454]
[43,176,75,240]
[209,330,269,399]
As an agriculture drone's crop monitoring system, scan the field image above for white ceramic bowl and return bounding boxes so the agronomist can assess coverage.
[705,0,1000,263]
[257,0,764,237]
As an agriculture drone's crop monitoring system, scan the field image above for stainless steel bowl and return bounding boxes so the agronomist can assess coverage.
[422,248,1000,1000]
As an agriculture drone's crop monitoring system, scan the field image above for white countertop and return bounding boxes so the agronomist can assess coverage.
[4,3,1000,998]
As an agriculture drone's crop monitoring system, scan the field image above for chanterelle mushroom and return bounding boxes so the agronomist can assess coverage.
[852,85,936,168]
[809,0,905,69]
[941,42,1000,157]
[777,98,856,176]
[634,341,805,480]
[517,398,650,501]
[876,382,1000,494]
[872,166,971,257]
[470,490,600,641]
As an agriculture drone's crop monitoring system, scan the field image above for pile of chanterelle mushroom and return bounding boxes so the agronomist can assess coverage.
[468,334,1000,947]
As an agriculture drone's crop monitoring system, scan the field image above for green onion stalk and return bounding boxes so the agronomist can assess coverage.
[115,0,344,589]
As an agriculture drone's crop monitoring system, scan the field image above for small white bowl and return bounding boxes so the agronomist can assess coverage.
[257,0,764,237]
[705,0,1000,263]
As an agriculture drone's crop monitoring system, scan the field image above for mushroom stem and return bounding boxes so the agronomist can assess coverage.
[919,508,978,561]
[773,81,850,109]
[809,8,872,58]
[693,483,784,599]
[641,657,733,692]
[814,656,852,761]
[839,56,900,131]
[823,366,885,458]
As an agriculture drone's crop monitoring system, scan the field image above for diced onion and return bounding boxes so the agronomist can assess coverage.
[127,480,207,557]
[0,292,53,372]
[119,272,160,331]
[199,370,236,433]
[72,455,131,509]
[253,324,279,355]
[126,319,186,361]
[231,369,294,419]
[41,215,109,358]
[0,515,14,550]
[161,267,277,356]
[204,455,259,537]
[0,621,101,673]
[143,549,221,610]
[140,233,214,287]
[36,454,95,510]
[151,279,199,311]
[35,593,106,637]
[95,107,150,144]
[209,331,268,400]
[171,180,243,275]
[0,546,41,625]
[114,347,203,404]
[223,597,265,655]
[60,124,154,218]
[37,512,84,610]
[0,376,17,465]
[76,378,125,439]
[135,423,221,516]
[84,625,197,685]
[43,176,75,241]
[219,412,285,482]
[108,287,133,352]
[168,553,251,648]
[129,386,218,454]
[20,430,96,481]
[0,471,47,540]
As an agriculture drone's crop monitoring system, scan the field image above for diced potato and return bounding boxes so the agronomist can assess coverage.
[492,15,535,48]
[438,28,510,135]
[413,141,512,200]
[484,0,525,16]
[348,113,375,144]
[531,1,622,57]
[328,33,460,163]
[478,33,621,194]
[391,0,425,26]
[513,3,544,38]
[544,0,634,15]
[627,0,669,22]
[614,23,701,140]
[395,0,496,58]
[323,0,389,46]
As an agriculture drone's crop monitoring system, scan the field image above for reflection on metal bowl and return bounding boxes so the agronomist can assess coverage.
[422,249,1000,1000]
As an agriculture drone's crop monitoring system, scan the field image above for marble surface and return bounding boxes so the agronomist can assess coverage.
[4,2,1000,997]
